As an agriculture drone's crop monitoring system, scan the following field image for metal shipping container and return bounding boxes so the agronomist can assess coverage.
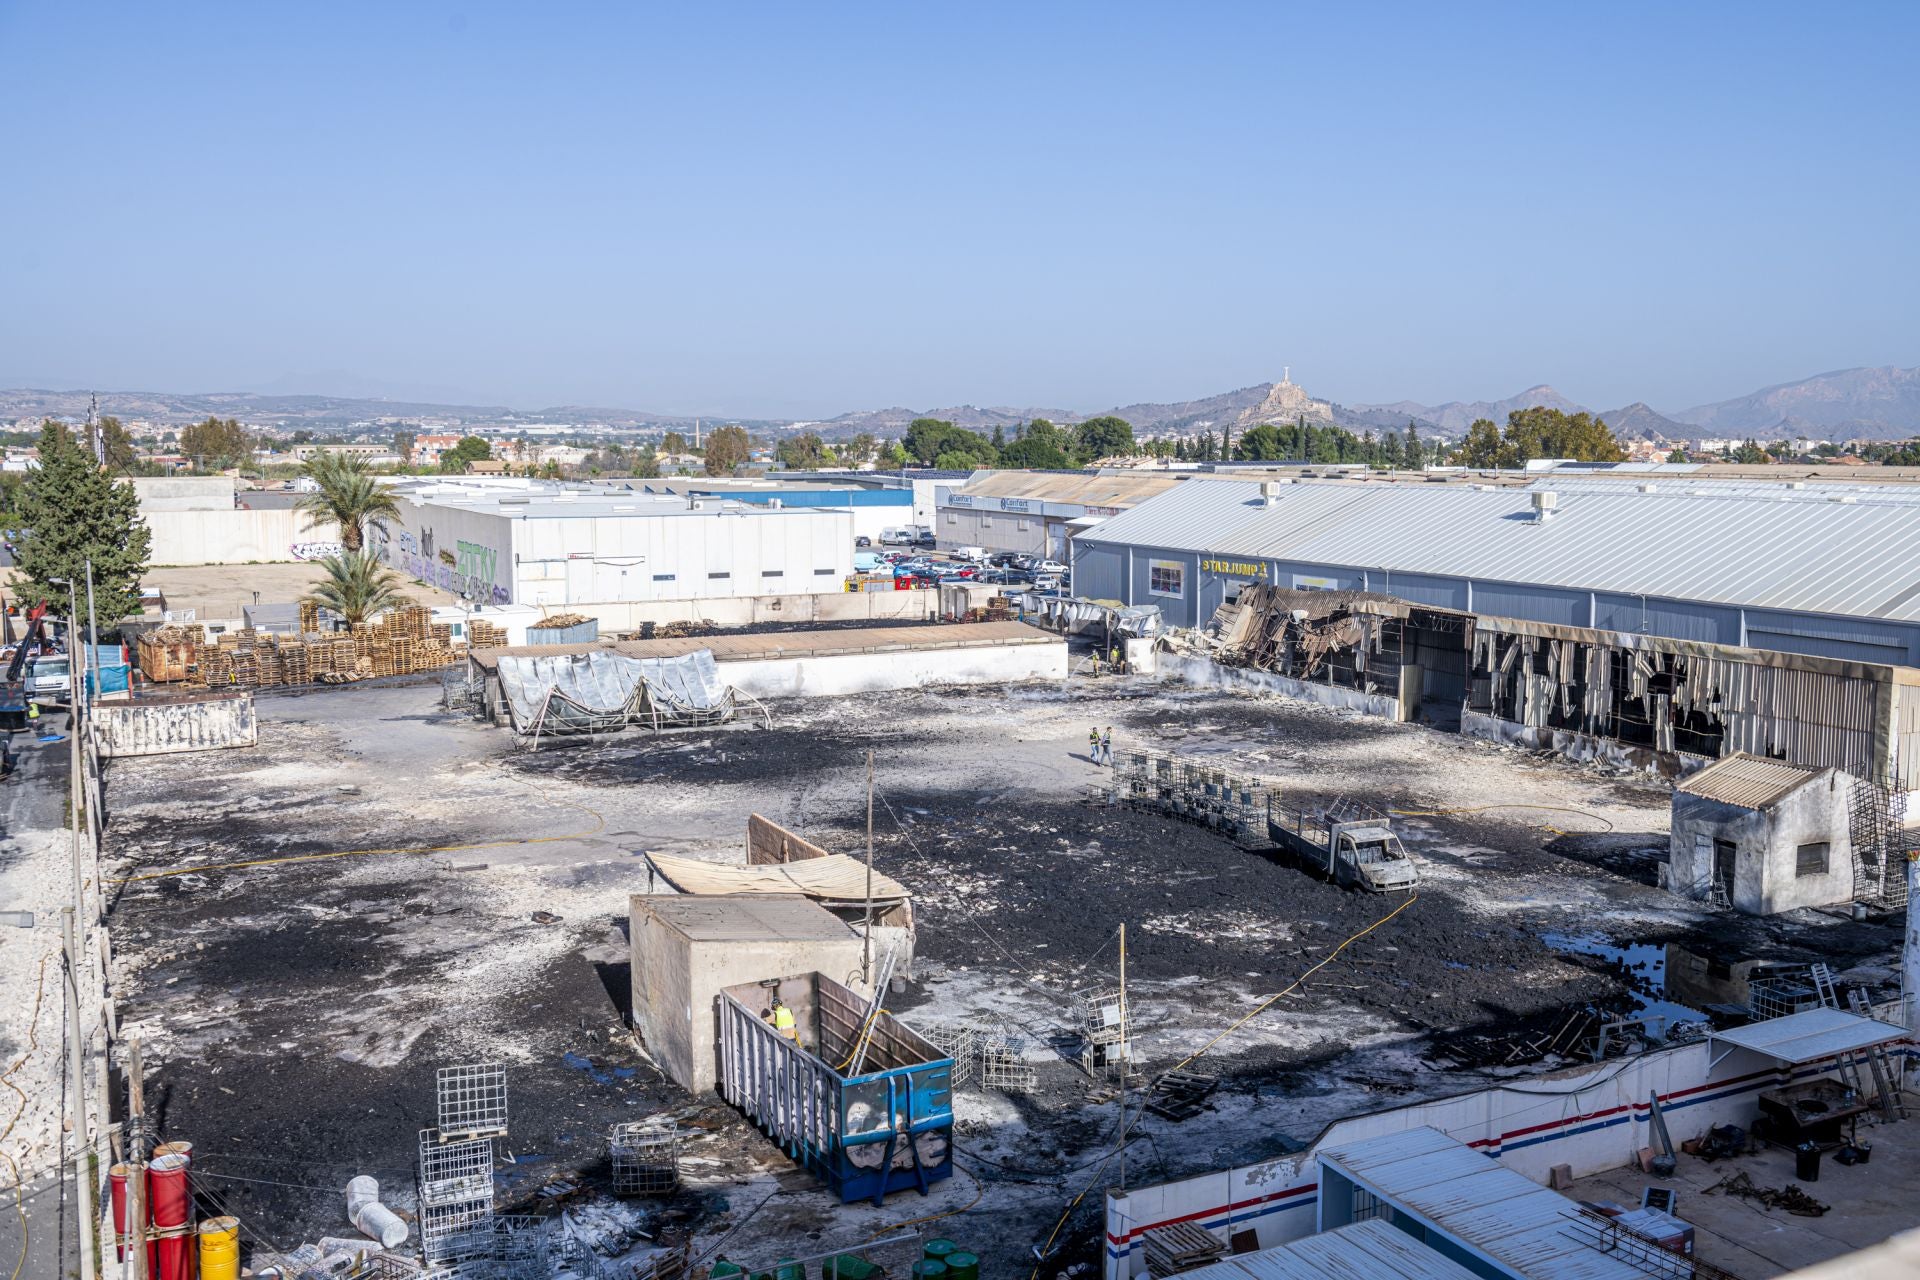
[718,971,953,1206]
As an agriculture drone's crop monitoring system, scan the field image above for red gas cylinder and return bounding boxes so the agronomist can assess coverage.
[107,1164,140,1261]
[149,1154,191,1228]
[155,1229,194,1280]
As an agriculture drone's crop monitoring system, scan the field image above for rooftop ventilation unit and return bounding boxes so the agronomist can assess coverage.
[1259,481,1283,505]
[1831,495,1858,504]
[1531,490,1559,522]
[1637,483,1658,493]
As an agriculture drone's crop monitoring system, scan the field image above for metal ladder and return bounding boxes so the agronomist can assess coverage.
[1847,987,1908,1120]
[1811,964,1901,1122]
[845,944,899,1076]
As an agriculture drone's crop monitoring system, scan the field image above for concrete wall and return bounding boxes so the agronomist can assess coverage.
[1669,778,1855,914]
[1159,651,1404,720]
[562,588,940,633]
[148,509,342,565]
[629,900,869,1095]
[133,476,237,512]
[938,506,1052,557]
[1103,1034,1896,1279]
[93,693,257,757]
[721,637,1068,699]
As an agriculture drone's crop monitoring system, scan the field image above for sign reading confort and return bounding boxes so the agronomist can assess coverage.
[1200,557,1269,578]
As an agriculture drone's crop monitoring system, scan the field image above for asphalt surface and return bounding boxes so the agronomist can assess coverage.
[0,720,81,1280]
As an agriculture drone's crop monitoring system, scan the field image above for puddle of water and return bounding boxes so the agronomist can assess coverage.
[1544,932,1711,1028]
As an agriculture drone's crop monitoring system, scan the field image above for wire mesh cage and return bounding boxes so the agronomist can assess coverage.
[922,1024,978,1086]
[609,1120,681,1195]
[419,1130,495,1206]
[419,1199,496,1266]
[436,1063,509,1139]
[979,1029,1038,1091]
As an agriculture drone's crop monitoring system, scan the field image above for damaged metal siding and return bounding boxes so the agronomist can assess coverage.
[93,693,258,757]
[1469,617,1913,788]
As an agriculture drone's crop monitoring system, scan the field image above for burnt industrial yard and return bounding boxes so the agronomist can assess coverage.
[97,674,1904,1275]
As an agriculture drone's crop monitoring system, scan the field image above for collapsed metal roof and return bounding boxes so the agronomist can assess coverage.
[1074,479,1920,622]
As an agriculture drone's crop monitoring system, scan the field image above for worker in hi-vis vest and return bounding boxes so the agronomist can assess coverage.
[771,996,797,1042]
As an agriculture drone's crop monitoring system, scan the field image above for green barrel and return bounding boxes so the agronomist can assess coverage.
[924,1241,960,1264]
[944,1253,979,1280]
[911,1262,948,1280]
[776,1262,805,1280]
[712,1266,745,1280]
[821,1257,880,1280]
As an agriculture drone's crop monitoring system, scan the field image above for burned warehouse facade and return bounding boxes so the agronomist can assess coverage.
[1072,476,1920,802]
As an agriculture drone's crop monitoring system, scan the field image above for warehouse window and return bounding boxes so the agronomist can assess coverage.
[982,515,993,528]
[946,512,957,525]
[652,573,676,582]
[1796,842,1830,876]
[762,570,783,579]
[1017,519,1029,531]
[814,568,834,575]
[708,571,729,580]
[1148,560,1184,599]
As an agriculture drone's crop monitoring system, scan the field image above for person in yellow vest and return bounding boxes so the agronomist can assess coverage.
[771,996,797,1043]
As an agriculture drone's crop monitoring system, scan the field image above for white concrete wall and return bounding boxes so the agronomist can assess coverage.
[134,476,237,511]
[1103,1036,1884,1279]
[722,639,1068,699]
[148,509,342,565]
[93,693,257,756]
[379,498,516,604]
[559,588,938,633]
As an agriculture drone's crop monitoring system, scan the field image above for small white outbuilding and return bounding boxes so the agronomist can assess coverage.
[1667,753,1855,915]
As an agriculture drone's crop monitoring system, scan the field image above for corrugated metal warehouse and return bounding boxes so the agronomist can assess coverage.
[938,470,1184,559]
[1073,477,1920,789]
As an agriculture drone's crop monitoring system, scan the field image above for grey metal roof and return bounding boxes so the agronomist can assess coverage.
[1708,1007,1907,1064]
[1318,1127,1647,1280]
[1075,479,1920,622]
[630,893,857,943]
[1179,1220,1481,1280]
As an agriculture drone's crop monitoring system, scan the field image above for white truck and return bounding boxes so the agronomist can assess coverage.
[1267,796,1419,892]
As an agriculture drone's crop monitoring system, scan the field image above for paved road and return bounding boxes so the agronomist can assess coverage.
[0,721,83,1280]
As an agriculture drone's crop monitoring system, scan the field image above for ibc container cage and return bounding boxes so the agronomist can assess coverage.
[525,618,599,646]
[719,971,953,1206]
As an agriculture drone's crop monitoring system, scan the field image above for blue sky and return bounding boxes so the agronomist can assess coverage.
[1,2,1914,418]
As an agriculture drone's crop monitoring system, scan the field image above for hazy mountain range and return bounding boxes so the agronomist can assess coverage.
[2,365,1916,443]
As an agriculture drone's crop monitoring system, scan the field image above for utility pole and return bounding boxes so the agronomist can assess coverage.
[63,909,96,1280]
[863,750,875,986]
[127,1038,146,1280]
[1118,920,1128,1193]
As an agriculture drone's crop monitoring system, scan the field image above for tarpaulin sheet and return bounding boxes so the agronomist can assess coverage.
[495,649,730,732]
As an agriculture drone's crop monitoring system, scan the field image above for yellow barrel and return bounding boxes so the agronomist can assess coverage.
[198,1216,240,1280]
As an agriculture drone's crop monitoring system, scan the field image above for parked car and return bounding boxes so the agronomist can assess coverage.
[855,536,871,548]
[1037,559,1069,575]
[914,531,936,548]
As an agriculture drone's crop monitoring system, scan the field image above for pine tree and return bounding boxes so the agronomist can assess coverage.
[15,420,153,624]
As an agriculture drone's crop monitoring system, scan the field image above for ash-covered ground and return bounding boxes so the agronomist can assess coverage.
[98,672,1901,1275]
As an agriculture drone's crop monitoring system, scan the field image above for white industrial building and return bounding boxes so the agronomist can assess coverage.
[373,479,855,625]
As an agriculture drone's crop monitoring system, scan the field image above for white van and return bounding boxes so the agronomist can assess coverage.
[879,528,913,546]
[954,546,988,563]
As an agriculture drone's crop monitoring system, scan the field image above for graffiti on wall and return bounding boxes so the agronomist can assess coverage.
[388,528,511,604]
[290,540,345,561]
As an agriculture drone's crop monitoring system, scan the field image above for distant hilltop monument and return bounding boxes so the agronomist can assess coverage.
[1238,367,1336,430]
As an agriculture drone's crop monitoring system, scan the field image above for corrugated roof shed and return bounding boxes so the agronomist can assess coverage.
[1179,1220,1481,1280]
[1075,479,1920,621]
[1675,753,1828,809]
[1319,1126,1647,1279]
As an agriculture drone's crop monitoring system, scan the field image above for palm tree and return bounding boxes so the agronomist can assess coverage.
[296,451,403,551]
[304,550,411,627]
